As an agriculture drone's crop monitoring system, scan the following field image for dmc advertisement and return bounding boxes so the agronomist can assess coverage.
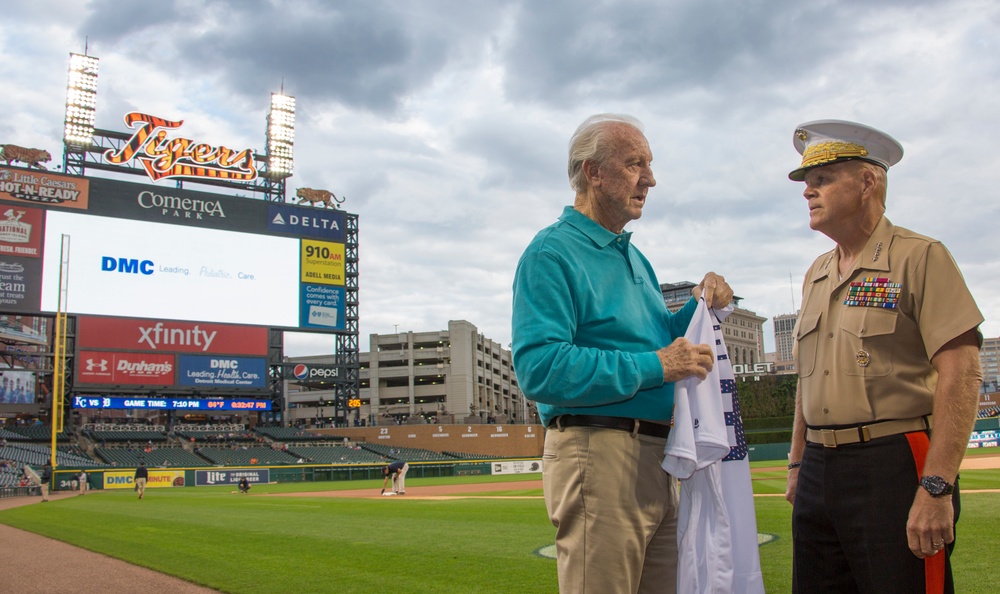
[77,316,268,355]
[104,470,185,489]
[195,468,269,486]
[40,210,300,327]
[178,355,267,389]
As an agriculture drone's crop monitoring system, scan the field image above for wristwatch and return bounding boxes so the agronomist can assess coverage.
[919,475,955,497]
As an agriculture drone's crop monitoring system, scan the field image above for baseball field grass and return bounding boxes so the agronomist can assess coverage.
[1,465,998,593]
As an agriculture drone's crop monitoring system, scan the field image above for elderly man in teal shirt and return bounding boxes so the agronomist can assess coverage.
[512,113,732,594]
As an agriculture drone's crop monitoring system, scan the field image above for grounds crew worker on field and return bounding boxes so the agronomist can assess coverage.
[784,119,983,594]
[383,460,408,494]
[134,462,149,500]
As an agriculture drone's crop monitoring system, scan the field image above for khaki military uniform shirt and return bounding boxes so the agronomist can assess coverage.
[793,216,983,427]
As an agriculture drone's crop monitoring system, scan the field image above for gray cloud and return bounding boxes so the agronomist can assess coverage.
[1,0,998,355]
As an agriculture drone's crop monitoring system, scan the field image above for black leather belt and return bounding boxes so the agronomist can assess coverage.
[548,414,670,439]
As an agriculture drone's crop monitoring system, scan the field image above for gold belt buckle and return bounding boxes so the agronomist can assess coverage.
[820,429,838,448]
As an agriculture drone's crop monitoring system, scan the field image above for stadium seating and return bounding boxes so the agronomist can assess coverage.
[86,430,169,443]
[286,445,386,464]
[96,446,212,467]
[978,405,1000,419]
[359,443,455,462]
[254,427,335,441]
[195,446,301,466]
[0,442,105,469]
[5,425,72,442]
[174,429,259,443]
[441,451,505,460]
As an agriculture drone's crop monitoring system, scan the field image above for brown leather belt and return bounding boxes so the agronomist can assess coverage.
[548,414,670,439]
[806,415,932,448]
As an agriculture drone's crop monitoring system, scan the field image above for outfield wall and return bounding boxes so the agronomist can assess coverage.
[48,459,541,492]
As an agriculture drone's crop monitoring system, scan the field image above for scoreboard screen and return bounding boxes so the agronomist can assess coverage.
[71,396,271,411]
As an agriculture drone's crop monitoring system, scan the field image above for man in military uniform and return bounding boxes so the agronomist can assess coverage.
[784,120,983,593]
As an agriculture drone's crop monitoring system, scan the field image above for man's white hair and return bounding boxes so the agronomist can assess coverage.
[568,114,645,193]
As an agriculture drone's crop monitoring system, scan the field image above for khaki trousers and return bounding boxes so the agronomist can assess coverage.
[543,425,678,594]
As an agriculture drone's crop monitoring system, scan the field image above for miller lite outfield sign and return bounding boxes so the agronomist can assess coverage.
[103,112,257,183]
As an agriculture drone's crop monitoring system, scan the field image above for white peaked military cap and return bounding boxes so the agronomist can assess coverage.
[788,119,904,181]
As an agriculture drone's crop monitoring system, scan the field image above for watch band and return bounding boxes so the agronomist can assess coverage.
[920,475,955,497]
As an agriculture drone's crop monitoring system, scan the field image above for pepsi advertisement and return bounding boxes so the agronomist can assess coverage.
[286,362,341,382]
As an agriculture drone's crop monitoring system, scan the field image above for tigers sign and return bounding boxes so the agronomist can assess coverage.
[103,111,258,184]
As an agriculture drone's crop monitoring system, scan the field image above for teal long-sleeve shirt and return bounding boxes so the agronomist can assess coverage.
[511,206,697,427]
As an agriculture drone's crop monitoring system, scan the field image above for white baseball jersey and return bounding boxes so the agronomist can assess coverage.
[662,300,764,593]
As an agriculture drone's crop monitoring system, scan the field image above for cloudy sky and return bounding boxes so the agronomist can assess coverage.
[2,0,998,357]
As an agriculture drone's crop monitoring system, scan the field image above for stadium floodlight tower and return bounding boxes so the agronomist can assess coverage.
[62,53,99,172]
[264,91,295,200]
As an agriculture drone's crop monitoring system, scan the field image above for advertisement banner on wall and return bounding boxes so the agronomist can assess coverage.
[0,256,42,314]
[267,203,345,242]
[299,284,344,331]
[76,350,175,385]
[177,355,267,389]
[86,177,268,234]
[195,468,270,486]
[0,205,45,258]
[77,316,268,355]
[490,460,543,475]
[41,211,300,327]
[300,239,345,286]
[0,166,90,209]
[104,470,185,489]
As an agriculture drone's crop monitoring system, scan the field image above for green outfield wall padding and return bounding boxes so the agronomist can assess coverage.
[974,418,999,431]
[747,443,791,462]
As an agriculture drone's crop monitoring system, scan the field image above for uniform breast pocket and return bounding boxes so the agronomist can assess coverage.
[842,308,897,377]
[794,311,822,378]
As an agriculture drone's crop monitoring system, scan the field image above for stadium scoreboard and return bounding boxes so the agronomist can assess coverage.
[72,396,271,411]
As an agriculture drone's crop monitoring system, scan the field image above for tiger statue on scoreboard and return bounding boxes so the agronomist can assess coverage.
[296,187,344,209]
[0,145,52,170]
